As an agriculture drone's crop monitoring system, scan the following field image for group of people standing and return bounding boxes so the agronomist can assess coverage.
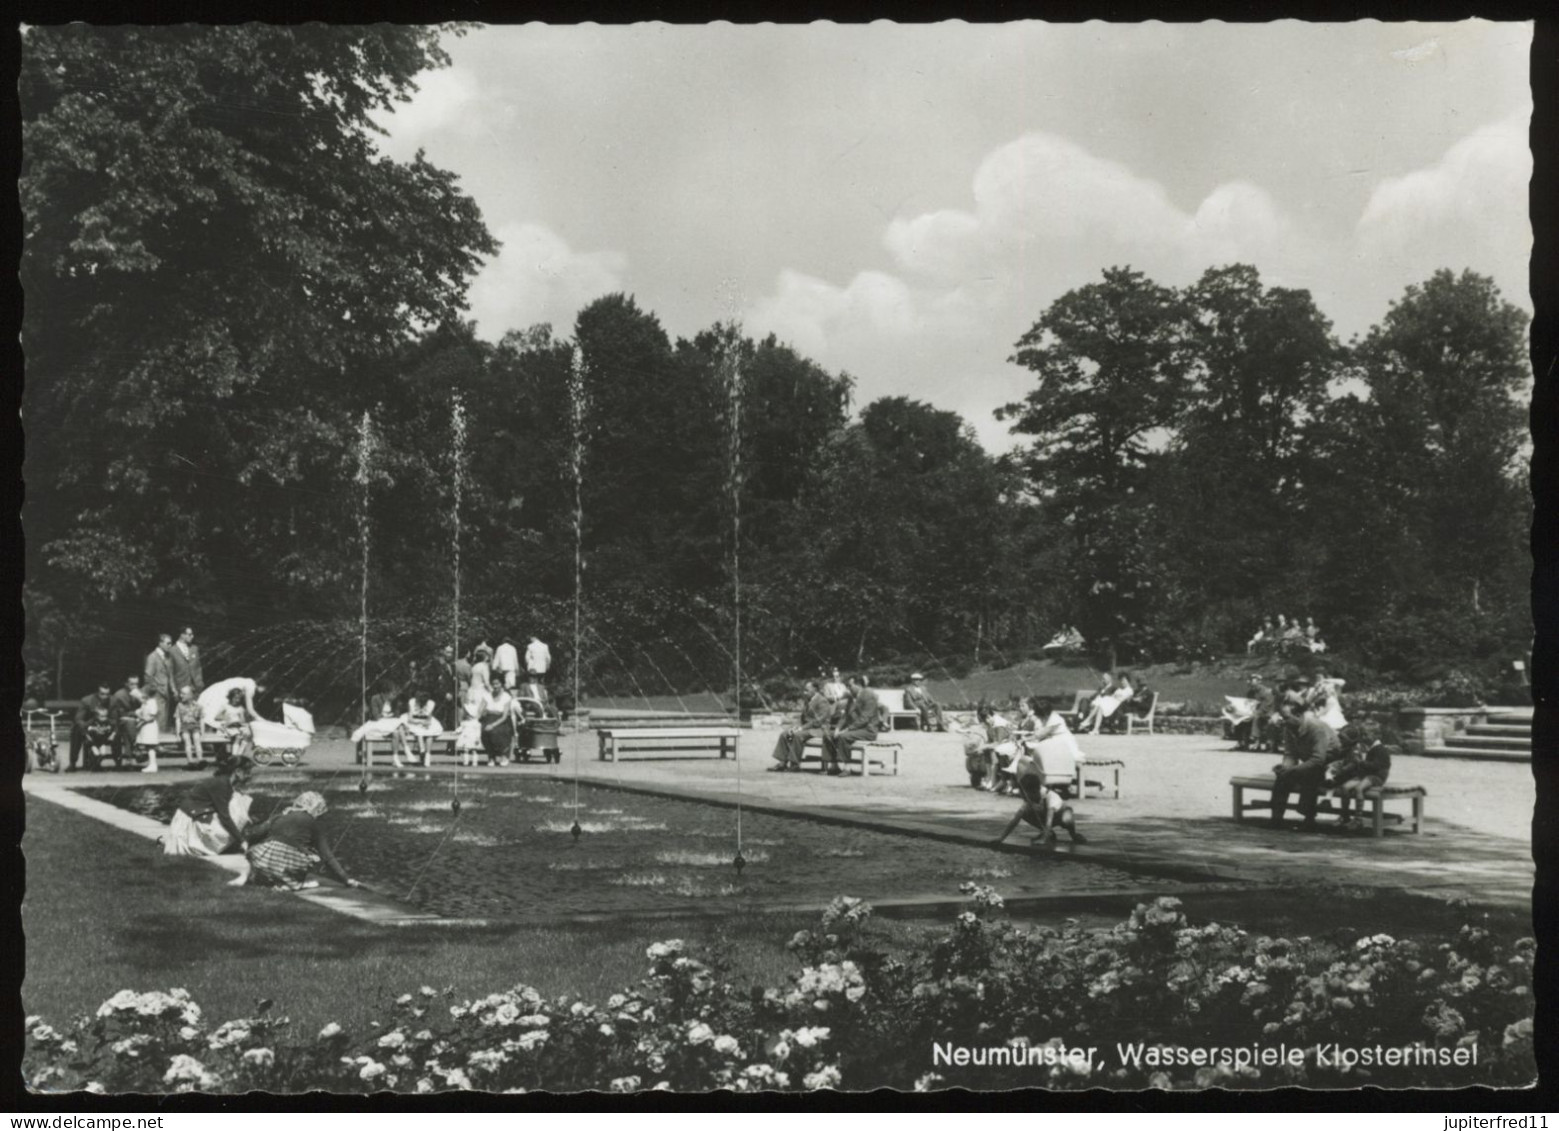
[65,628,208,774]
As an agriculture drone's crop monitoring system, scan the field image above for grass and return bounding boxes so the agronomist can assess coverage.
[20,796,931,1034]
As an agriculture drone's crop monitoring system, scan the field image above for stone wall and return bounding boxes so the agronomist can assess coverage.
[1395,706,1488,755]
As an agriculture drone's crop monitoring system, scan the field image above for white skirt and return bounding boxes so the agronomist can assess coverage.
[163,794,253,857]
[401,714,443,739]
[350,718,403,744]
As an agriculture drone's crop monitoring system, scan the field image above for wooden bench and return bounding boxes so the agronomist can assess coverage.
[799,736,901,776]
[876,689,923,731]
[598,727,741,762]
[1074,758,1124,799]
[360,732,458,766]
[1230,774,1426,837]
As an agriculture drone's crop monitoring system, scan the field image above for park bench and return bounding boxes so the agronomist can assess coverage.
[876,689,923,731]
[1230,774,1426,837]
[597,727,741,762]
[1114,691,1157,735]
[359,732,458,766]
[799,735,901,776]
[1074,757,1124,799]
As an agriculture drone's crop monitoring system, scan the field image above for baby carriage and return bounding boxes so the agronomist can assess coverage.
[23,704,63,773]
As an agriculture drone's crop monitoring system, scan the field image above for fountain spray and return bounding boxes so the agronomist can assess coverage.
[725,327,746,873]
[569,344,587,843]
[451,394,467,667]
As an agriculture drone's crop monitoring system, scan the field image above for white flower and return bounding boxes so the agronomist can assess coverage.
[419,986,437,998]
[318,1022,343,1040]
[97,990,139,1017]
[29,1023,60,1043]
[84,1082,105,1095]
[493,1002,520,1025]
[610,1075,642,1093]
[468,1048,508,1073]
[359,1060,386,1081]
[396,994,414,1005]
[416,1077,434,1093]
[242,1048,275,1069]
[646,939,686,961]
[378,1030,406,1049]
[517,1013,550,1028]
[444,1067,473,1090]
[111,1035,152,1057]
[791,1027,831,1049]
[515,1030,548,1052]
[803,1065,842,1091]
[770,1039,792,1063]
[713,1034,740,1056]
[415,1029,433,1041]
[686,1022,715,1045]
[178,1026,199,1041]
[599,1023,616,1038]
[914,1072,944,1092]
[607,994,627,1009]
[207,1023,251,1051]
[163,1054,220,1089]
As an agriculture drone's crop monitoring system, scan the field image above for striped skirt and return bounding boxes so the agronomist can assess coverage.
[247,839,314,888]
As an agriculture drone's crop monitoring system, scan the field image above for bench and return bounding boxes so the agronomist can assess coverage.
[1230,774,1426,837]
[876,689,923,731]
[1059,690,1092,727]
[1118,692,1157,735]
[360,732,458,766]
[1074,758,1124,799]
[800,736,901,776]
[598,727,741,762]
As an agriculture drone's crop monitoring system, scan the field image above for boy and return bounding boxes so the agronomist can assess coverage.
[1330,722,1396,830]
[991,755,1089,846]
[176,685,205,770]
[84,706,118,771]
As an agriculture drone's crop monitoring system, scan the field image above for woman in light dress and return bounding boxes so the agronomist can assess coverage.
[1077,672,1134,735]
[164,756,254,857]
[1306,669,1347,730]
[400,689,443,767]
[1019,696,1085,782]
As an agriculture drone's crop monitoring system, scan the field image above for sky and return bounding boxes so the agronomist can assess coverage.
[371,20,1533,452]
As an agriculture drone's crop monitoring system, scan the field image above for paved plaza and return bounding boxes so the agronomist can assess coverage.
[26,723,1537,914]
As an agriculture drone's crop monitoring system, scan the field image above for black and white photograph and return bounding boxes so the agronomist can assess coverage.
[14,17,1542,1098]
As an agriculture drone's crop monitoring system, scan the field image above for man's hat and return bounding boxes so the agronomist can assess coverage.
[910,673,924,681]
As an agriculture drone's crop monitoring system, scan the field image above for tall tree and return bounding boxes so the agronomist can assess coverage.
[1002,267,1195,662]
[21,25,498,682]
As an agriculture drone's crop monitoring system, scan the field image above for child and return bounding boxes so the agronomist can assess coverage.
[230,791,361,891]
[992,755,1088,846]
[135,690,161,773]
[84,707,118,771]
[213,687,255,764]
[1330,723,1396,830]
[964,703,1015,792]
[400,689,442,768]
[456,687,485,768]
[176,685,205,770]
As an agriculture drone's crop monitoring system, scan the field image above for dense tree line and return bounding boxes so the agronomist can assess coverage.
[20,26,1530,713]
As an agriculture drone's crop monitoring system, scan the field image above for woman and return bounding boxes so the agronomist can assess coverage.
[1307,669,1347,730]
[163,756,255,857]
[1077,672,1134,735]
[481,682,520,767]
[1020,696,1084,782]
[469,645,495,702]
[231,791,360,891]
[400,689,443,767]
[964,703,1017,792]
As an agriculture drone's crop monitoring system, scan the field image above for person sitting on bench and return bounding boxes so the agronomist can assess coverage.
[903,673,945,731]
[771,679,831,772]
[1077,671,1134,735]
[1328,722,1397,830]
[1268,699,1339,830]
[821,673,880,776]
[991,754,1088,847]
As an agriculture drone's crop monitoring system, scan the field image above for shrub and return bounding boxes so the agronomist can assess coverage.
[23,894,1534,1094]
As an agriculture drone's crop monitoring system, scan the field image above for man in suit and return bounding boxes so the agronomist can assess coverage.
[144,634,176,730]
[69,683,114,771]
[169,627,204,702]
[109,675,142,766]
[433,645,462,730]
[770,679,832,771]
[1268,700,1340,830]
[822,674,881,777]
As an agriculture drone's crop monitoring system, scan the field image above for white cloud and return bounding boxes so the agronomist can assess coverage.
[466,223,627,342]
[1356,112,1531,261]
[370,67,482,160]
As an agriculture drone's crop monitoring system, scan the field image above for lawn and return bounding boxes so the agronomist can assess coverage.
[20,796,931,1034]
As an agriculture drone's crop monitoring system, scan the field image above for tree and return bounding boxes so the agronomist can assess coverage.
[21,25,498,680]
[1001,267,1196,662]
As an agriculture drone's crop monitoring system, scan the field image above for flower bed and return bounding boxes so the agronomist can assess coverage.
[24,889,1533,1093]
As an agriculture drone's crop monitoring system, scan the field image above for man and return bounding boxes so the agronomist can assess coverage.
[903,673,945,732]
[525,635,552,681]
[822,674,880,777]
[1268,699,1339,830]
[69,683,114,772]
[169,627,204,703]
[433,645,462,730]
[770,679,832,772]
[109,675,142,766]
[494,636,521,691]
[144,634,176,730]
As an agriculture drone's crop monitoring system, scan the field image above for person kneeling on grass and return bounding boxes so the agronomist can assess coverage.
[230,791,360,892]
[991,755,1088,847]
[1329,723,1396,830]
[165,756,255,857]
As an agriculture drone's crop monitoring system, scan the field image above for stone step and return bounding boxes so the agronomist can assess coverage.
[1424,744,1531,764]
[1466,724,1532,738]
[1441,734,1531,752]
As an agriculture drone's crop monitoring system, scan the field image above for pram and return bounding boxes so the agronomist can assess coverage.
[22,705,63,773]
